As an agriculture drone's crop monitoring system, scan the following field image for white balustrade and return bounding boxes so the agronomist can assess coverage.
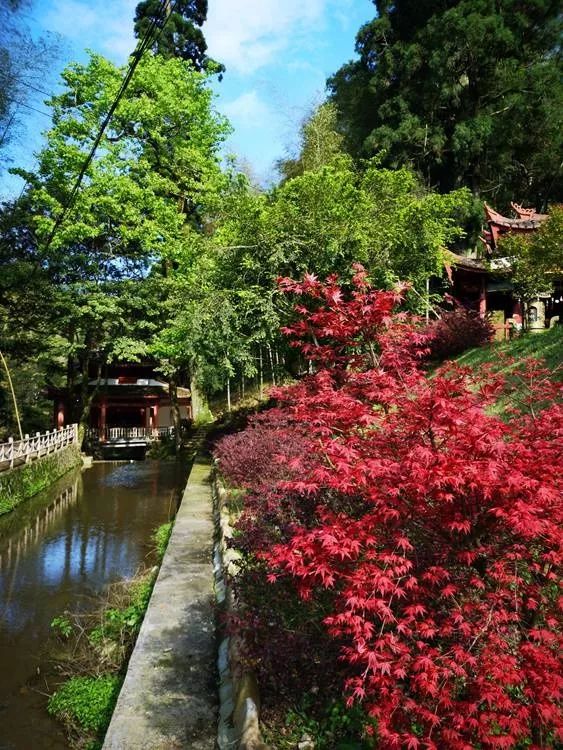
[86,426,175,443]
[0,424,79,472]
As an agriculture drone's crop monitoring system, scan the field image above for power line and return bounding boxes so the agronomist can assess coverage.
[43,0,177,250]
[3,95,51,118]
[18,80,53,98]
[0,76,53,98]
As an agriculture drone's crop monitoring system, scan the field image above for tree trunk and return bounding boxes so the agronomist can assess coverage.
[169,376,182,453]
[267,343,276,387]
[259,346,264,399]
[78,358,102,446]
[189,363,209,423]
[226,377,231,412]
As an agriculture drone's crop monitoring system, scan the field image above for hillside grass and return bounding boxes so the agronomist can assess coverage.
[453,326,562,416]
[455,325,563,376]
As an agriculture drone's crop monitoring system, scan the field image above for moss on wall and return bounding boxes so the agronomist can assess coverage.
[0,444,82,516]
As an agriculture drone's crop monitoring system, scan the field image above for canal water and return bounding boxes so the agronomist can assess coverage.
[0,460,189,749]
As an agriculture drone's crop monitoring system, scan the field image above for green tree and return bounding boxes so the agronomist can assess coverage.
[133,0,223,74]
[498,205,563,303]
[277,102,345,181]
[4,51,229,434]
[158,157,471,406]
[0,197,61,437]
[329,0,563,208]
[264,157,471,296]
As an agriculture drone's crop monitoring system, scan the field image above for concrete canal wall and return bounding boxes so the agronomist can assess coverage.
[102,458,217,750]
[0,443,82,516]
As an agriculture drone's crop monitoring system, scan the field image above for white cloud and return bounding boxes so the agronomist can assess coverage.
[40,0,98,37]
[222,89,272,125]
[39,0,137,63]
[205,0,328,75]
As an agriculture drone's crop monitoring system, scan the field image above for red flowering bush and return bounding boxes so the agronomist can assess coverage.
[215,267,562,749]
[425,306,494,361]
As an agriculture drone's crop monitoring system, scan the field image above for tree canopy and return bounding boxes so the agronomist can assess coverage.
[133,0,223,75]
[1,50,229,431]
[329,0,563,209]
[499,205,563,302]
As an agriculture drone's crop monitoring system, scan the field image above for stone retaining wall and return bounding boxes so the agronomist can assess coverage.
[213,469,270,750]
[0,443,82,516]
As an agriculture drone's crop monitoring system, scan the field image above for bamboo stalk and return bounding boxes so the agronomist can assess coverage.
[0,349,23,440]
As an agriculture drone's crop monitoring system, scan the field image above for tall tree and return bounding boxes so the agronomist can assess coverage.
[5,51,229,433]
[277,102,345,181]
[133,0,223,74]
[0,0,59,165]
[329,0,563,209]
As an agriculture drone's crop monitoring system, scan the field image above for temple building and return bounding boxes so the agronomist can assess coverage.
[50,362,192,439]
[448,202,561,335]
[481,202,549,253]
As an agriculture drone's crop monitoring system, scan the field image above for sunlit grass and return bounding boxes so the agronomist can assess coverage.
[455,326,562,377]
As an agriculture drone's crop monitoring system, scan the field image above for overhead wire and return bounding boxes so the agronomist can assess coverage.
[0,76,53,99]
[16,80,53,98]
[2,95,51,118]
[42,0,177,250]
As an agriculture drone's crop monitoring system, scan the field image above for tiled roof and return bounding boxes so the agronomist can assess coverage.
[448,253,488,272]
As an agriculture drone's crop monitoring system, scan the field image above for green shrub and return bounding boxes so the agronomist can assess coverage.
[152,520,173,560]
[90,576,154,644]
[47,675,122,733]
[50,615,73,639]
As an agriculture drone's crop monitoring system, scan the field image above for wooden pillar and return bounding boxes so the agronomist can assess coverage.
[99,399,107,441]
[478,275,487,318]
[512,299,523,326]
[56,401,65,429]
[153,402,159,429]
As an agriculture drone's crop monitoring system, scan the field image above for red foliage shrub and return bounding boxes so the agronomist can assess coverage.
[425,306,494,361]
[214,410,310,492]
[216,268,563,749]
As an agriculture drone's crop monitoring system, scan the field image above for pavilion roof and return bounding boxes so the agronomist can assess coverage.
[448,253,488,273]
[484,202,547,231]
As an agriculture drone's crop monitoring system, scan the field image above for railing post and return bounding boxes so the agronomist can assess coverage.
[24,434,30,463]
[8,437,14,469]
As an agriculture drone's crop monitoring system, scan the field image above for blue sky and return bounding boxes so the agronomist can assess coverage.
[1,0,374,197]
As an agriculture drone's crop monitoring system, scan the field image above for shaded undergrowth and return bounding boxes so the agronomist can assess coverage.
[47,521,174,749]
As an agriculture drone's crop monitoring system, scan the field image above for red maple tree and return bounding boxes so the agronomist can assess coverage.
[216,268,562,749]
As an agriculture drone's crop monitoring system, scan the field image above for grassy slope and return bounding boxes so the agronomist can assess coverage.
[454,326,563,376]
[452,326,562,416]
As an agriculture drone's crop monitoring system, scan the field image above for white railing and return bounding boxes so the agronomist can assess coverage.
[0,424,79,472]
[86,426,174,443]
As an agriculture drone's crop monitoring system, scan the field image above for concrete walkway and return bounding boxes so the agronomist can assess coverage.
[103,458,217,750]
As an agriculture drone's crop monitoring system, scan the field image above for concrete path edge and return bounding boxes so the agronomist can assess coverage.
[102,457,217,750]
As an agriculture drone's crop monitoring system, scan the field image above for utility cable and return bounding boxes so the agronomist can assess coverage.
[16,80,53,97]
[2,94,51,118]
[42,0,177,251]
[0,77,53,98]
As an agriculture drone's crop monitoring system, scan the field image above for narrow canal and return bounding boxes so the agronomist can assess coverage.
[0,460,189,749]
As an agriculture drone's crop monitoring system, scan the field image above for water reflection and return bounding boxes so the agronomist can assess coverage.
[0,460,188,750]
